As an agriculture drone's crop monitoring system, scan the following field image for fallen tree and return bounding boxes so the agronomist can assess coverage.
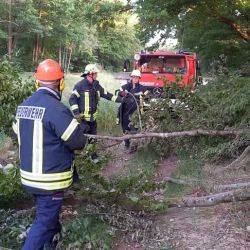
[153,178,250,207]
[85,129,244,141]
[161,177,250,192]
[171,188,250,207]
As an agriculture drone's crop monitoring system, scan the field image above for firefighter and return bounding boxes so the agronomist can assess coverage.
[12,59,88,250]
[69,64,122,163]
[117,69,149,153]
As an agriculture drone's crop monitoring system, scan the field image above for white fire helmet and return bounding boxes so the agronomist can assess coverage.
[81,64,99,77]
[131,69,141,78]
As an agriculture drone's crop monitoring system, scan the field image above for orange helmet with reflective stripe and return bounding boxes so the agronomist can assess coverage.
[35,59,64,81]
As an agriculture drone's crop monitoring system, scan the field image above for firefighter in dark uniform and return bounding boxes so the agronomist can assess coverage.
[117,69,149,152]
[12,59,88,250]
[69,64,122,163]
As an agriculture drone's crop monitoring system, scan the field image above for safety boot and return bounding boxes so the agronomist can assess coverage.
[124,139,130,150]
[128,144,137,154]
[128,122,138,134]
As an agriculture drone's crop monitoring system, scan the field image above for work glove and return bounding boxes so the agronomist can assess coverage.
[119,91,128,97]
[79,119,90,133]
[74,113,85,123]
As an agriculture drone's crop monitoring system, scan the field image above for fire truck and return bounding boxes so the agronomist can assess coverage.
[122,50,202,97]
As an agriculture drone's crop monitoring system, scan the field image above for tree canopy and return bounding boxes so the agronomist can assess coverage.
[136,0,250,71]
[0,0,140,71]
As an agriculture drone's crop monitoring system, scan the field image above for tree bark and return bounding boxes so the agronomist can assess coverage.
[172,189,250,207]
[7,0,12,60]
[215,182,250,192]
[59,44,62,66]
[33,8,42,63]
[66,46,73,73]
[34,34,40,63]
[162,177,250,192]
[85,129,244,141]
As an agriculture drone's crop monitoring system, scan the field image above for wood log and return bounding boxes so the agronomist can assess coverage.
[215,181,250,191]
[85,129,243,141]
[162,177,250,192]
[171,189,250,207]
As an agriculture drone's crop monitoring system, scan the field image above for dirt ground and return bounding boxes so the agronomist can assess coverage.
[155,202,250,250]
[102,145,250,250]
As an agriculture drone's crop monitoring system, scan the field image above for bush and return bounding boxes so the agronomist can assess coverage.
[142,74,250,161]
[0,60,34,133]
[0,167,26,208]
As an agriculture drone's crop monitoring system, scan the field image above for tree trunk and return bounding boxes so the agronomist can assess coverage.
[59,44,62,66]
[64,48,68,71]
[7,0,12,60]
[172,189,250,207]
[34,34,40,63]
[215,182,250,192]
[33,8,42,63]
[84,129,244,141]
[62,46,66,70]
[66,46,73,73]
[162,177,250,192]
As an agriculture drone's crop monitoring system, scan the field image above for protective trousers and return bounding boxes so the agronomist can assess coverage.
[22,192,64,250]
[118,97,138,149]
[119,98,137,132]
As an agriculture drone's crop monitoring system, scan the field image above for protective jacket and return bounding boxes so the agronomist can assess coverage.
[69,78,122,122]
[12,87,86,194]
[119,80,149,106]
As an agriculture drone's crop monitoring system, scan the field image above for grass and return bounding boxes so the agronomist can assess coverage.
[164,148,206,198]
[127,146,160,176]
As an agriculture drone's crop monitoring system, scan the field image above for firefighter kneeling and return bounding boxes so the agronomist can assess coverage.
[117,69,149,153]
[13,59,89,249]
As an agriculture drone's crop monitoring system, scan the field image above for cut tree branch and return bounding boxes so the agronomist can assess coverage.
[221,145,250,170]
[162,177,196,185]
[161,177,250,192]
[215,182,250,192]
[85,129,244,141]
[170,188,250,207]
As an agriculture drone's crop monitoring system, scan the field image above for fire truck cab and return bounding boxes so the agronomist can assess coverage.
[133,50,202,96]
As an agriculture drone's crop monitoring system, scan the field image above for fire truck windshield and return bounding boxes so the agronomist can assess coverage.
[139,56,187,74]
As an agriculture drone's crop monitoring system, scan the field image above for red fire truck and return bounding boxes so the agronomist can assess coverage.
[129,50,202,96]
